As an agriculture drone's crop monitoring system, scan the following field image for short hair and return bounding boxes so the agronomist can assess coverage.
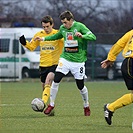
[59,10,74,21]
[41,15,53,25]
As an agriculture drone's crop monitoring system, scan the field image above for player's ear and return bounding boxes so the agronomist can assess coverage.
[51,23,54,27]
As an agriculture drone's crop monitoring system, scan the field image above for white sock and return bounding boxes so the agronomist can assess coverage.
[80,86,89,107]
[50,81,59,107]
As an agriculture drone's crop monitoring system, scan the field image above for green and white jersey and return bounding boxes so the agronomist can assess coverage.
[44,21,96,62]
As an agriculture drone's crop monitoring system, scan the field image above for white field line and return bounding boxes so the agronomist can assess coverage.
[0,104,30,106]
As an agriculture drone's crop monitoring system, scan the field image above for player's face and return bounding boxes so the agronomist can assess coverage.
[61,18,73,29]
[42,22,53,34]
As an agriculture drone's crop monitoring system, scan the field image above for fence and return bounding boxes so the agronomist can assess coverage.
[86,33,124,80]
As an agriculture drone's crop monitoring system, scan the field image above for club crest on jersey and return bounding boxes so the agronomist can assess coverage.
[74,29,77,34]
[67,32,73,40]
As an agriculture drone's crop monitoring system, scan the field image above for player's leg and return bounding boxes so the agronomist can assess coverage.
[44,58,69,115]
[42,72,54,103]
[104,58,133,125]
[107,93,133,112]
[108,58,133,111]
[75,79,90,116]
[50,72,65,106]
[42,65,57,104]
[71,62,90,116]
[39,66,47,104]
[44,72,65,115]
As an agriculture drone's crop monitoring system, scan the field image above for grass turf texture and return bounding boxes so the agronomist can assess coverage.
[0,80,132,133]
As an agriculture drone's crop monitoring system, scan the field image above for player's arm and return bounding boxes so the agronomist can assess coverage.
[106,31,129,61]
[19,34,39,51]
[58,38,64,55]
[45,31,63,41]
[107,44,123,61]
[101,31,130,69]
[34,30,63,42]
[78,24,96,41]
[101,44,123,69]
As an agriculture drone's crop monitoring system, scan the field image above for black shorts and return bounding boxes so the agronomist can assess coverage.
[39,65,57,83]
[121,58,133,90]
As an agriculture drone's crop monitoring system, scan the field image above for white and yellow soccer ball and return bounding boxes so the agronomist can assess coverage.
[31,98,45,112]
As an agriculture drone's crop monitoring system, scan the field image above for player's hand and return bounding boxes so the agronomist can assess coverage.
[34,36,43,41]
[19,35,26,45]
[75,32,82,38]
[101,59,114,69]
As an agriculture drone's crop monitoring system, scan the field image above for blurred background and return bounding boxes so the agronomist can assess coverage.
[0,0,132,33]
[0,0,133,81]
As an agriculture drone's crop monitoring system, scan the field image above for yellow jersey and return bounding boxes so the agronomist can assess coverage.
[25,29,63,67]
[107,30,133,61]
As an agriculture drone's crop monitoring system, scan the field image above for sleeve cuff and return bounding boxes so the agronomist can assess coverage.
[42,37,45,41]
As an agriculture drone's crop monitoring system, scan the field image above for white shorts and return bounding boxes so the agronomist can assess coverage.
[56,58,85,80]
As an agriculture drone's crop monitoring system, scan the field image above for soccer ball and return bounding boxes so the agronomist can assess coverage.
[31,98,45,112]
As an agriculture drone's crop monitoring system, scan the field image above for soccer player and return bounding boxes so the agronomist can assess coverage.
[34,10,96,116]
[19,15,63,108]
[101,29,133,125]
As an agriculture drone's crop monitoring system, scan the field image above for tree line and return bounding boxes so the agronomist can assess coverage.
[0,0,132,36]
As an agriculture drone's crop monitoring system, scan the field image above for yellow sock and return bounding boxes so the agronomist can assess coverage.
[108,93,133,112]
[42,84,50,104]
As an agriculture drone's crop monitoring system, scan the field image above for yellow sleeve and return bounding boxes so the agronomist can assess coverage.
[58,38,64,55]
[107,44,123,61]
[25,39,39,51]
[107,31,130,61]
[24,32,41,51]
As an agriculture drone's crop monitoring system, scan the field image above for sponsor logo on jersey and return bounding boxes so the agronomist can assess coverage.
[41,44,55,53]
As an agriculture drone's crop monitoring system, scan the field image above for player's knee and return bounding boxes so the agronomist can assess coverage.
[76,79,84,90]
[54,72,65,83]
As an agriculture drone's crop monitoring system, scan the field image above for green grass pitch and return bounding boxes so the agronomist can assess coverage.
[0,80,133,133]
